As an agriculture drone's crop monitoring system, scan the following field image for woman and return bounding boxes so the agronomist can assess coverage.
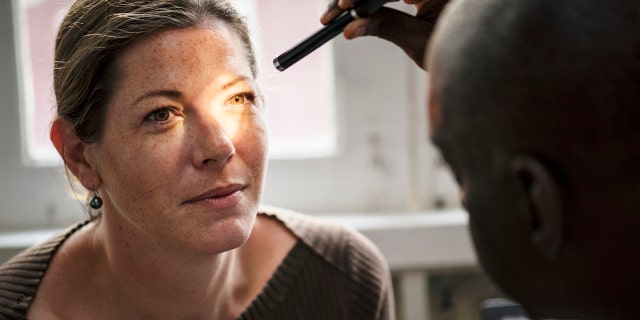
[0,1,394,319]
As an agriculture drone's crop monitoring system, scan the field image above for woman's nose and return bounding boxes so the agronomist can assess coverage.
[191,116,235,166]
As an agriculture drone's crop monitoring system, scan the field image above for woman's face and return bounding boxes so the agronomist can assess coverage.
[89,20,267,254]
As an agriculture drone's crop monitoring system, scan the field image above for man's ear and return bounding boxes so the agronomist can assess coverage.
[50,117,100,190]
[508,154,564,260]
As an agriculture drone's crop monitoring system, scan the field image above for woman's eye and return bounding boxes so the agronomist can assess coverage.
[147,107,174,122]
[228,93,256,106]
[229,94,245,105]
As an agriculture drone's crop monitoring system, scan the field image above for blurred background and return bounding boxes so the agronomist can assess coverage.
[0,0,516,319]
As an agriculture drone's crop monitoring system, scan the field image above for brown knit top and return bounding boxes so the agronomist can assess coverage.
[0,206,394,319]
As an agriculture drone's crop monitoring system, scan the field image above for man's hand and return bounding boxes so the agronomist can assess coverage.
[320,0,449,69]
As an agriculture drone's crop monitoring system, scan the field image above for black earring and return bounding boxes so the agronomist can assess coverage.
[90,193,103,209]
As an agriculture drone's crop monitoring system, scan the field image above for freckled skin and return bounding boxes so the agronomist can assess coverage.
[89,20,268,255]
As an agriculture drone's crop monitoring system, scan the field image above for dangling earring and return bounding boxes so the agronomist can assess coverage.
[90,193,103,209]
[89,183,103,209]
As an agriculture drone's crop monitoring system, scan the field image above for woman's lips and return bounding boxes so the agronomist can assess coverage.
[184,184,246,208]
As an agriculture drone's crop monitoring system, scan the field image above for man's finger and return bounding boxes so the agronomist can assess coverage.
[321,1,345,24]
[343,7,436,68]
[416,0,449,22]
[322,0,401,25]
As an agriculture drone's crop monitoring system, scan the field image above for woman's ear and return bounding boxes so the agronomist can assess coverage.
[508,154,565,260]
[50,117,100,190]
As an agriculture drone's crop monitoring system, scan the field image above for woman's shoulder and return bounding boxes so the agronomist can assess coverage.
[0,220,90,319]
[257,205,395,319]
[258,205,390,279]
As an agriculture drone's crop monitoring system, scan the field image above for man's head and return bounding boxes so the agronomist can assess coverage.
[427,0,640,317]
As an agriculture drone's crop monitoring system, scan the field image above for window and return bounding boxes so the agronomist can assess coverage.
[1,0,460,231]
[19,0,336,163]
[17,0,70,166]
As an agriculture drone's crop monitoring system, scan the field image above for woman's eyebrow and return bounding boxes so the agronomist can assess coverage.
[131,90,184,106]
[220,75,253,90]
[130,75,253,106]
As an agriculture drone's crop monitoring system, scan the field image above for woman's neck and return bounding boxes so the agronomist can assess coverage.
[88,217,248,320]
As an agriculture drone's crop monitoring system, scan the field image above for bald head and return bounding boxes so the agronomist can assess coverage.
[429,0,640,181]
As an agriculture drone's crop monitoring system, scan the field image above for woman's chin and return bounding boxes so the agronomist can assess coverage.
[190,213,256,254]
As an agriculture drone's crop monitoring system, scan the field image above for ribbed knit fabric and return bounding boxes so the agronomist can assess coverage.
[0,221,90,320]
[0,206,394,320]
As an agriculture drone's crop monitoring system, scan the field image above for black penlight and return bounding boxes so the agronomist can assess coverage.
[273,0,388,71]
